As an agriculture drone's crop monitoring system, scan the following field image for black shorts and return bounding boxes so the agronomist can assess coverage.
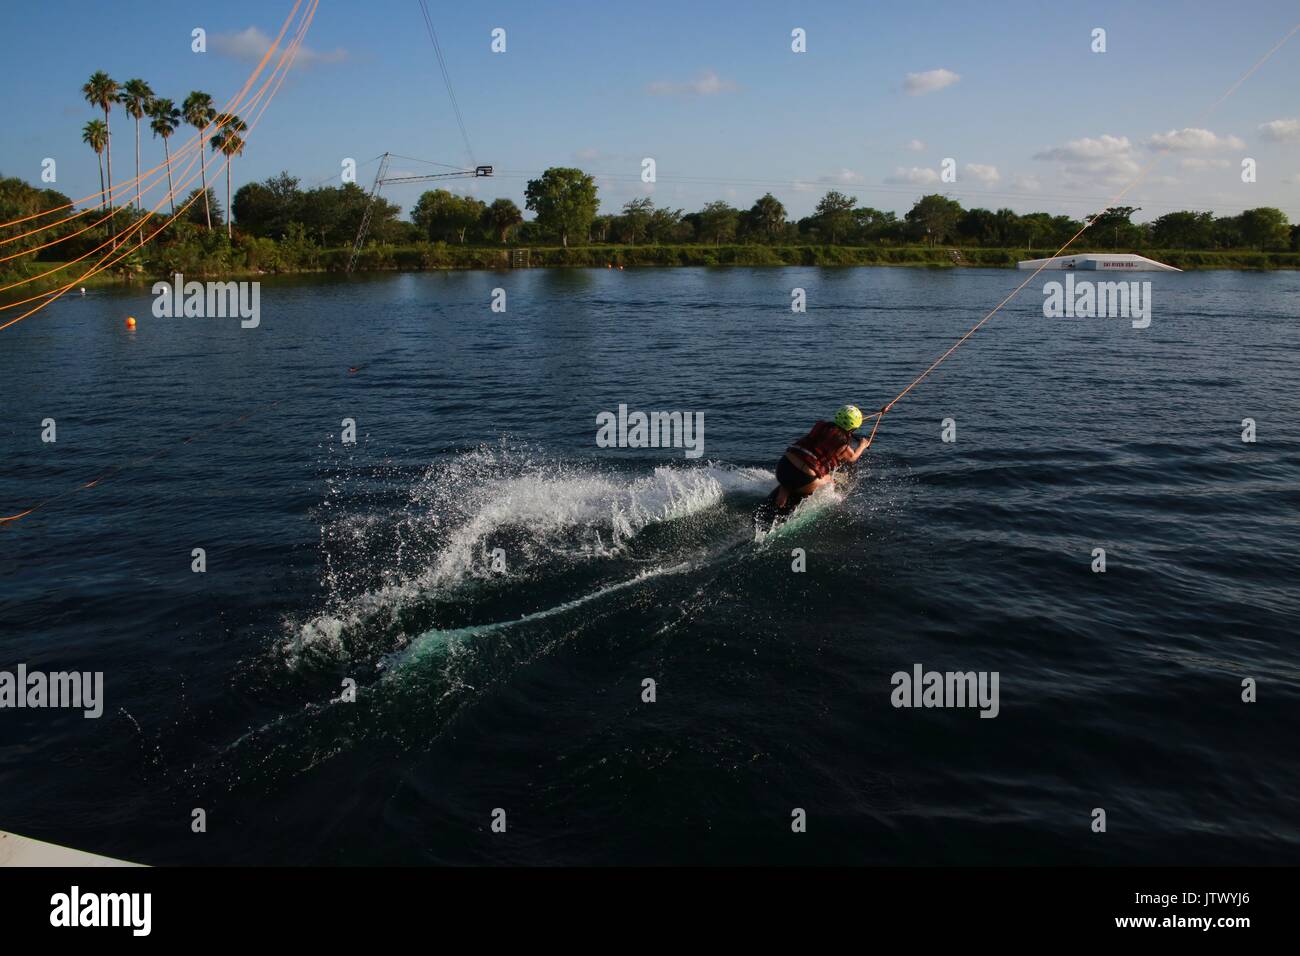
[776,455,816,492]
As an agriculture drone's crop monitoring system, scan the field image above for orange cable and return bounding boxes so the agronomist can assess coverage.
[0,0,317,325]
[0,0,304,235]
[0,13,309,296]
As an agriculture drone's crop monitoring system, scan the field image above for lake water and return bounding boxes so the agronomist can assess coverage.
[1,265,1297,864]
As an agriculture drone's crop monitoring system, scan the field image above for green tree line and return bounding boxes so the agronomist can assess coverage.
[4,151,1297,289]
[234,168,1297,254]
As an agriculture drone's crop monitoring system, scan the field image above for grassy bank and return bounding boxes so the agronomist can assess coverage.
[19,244,1300,293]
[344,243,1300,272]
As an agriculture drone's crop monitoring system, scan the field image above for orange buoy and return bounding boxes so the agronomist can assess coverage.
[125,317,136,329]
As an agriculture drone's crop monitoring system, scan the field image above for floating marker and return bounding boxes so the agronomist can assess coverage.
[125,317,136,329]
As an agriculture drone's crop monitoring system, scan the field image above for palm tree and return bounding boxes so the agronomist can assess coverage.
[210,114,247,239]
[81,120,109,208]
[117,79,154,210]
[182,91,216,229]
[487,198,524,244]
[82,72,119,210]
[751,193,786,240]
[148,98,182,215]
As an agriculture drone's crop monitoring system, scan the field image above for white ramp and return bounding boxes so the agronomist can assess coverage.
[1017,253,1181,272]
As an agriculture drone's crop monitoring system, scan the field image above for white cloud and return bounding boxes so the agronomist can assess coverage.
[211,26,347,68]
[1034,134,1133,162]
[646,70,737,96]
[819,168,864,184]
[964,163,1000,184]
[574,148,602,161]
[1179,157,1231,171]
[1259,118,1300,142]
[904,139,927,152]
[903,68,960,96]
[1145,128,1244,151]
[885,166,941,185]
[1064,157,1142,187]
[1011,173,1041,192]
[1034,134,1139,187]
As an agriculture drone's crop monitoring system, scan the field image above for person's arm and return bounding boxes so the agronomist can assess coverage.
[845,436,871,462]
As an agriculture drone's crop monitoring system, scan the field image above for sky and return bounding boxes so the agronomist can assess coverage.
[2,0,1298,225]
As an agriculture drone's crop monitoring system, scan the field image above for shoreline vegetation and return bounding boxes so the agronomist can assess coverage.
[6,167,1298,297]
[4,66,1299,297]
[22,244,1300,294]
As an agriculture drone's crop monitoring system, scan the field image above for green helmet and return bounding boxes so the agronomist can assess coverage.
[834,404,864,432]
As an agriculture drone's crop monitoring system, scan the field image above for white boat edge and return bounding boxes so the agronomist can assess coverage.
[0,830,143,867]
[1017,253,1182,272]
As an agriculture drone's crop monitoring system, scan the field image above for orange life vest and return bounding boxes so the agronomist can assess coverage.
[787,421,852,479]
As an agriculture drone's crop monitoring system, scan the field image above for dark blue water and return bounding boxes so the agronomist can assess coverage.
[1,266,1297,865]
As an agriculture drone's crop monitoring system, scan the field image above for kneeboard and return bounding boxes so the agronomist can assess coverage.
[753,487,798,536]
